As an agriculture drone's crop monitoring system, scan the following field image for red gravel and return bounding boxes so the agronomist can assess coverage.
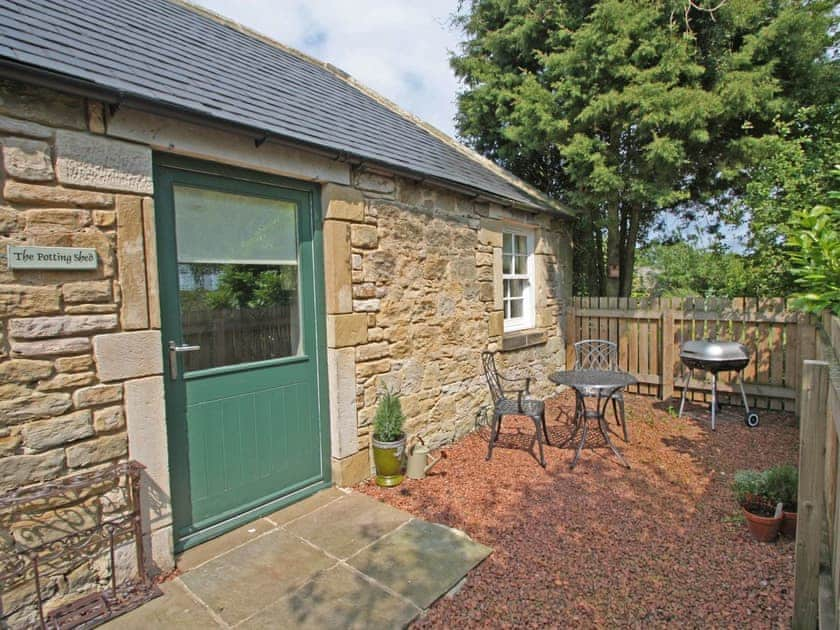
[358,392,798,629]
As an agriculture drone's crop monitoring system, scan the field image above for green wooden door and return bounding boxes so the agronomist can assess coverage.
[154,155,330,551]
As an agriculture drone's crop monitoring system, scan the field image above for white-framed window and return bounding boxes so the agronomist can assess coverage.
[502,228,535,332]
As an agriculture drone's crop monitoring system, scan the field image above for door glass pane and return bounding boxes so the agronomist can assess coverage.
[174,186,301,371]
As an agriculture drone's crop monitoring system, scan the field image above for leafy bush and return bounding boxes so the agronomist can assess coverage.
[763,464,798,512]
[373,389,405,442]
[733,466,798,516]
[787,166,840,315]
[731,470,767,505]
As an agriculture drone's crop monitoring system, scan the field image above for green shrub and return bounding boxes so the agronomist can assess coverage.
[731,469,767,505]
[764,464,798,511]
[733,466,799,516]
[787,166,840,316]
[373,389,405,442]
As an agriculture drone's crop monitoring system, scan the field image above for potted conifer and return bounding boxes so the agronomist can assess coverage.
[371,388,406,487]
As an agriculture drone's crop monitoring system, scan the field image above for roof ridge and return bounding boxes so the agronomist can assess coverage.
[169,0,568,214]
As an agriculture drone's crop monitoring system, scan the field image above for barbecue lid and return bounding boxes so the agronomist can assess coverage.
[680,340,749,361]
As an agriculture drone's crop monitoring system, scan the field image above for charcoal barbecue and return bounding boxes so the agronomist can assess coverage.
[678,340,759,430]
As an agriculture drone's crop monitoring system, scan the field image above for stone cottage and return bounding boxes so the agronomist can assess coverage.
[0,0,573,616]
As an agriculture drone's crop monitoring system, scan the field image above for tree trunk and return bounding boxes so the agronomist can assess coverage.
[619,205,641,297]
[605,203,620,297]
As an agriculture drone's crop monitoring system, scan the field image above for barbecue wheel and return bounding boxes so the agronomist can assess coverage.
[745,412,760,428]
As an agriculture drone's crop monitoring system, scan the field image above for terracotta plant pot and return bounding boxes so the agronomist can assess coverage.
[743,508,781,542]
[781,510,797,538]
[372,434,406,487]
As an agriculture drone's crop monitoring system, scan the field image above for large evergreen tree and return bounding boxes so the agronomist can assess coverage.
[451,0,838,296]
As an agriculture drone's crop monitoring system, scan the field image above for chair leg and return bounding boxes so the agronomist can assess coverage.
[541,411,550,445]
[619,397,629,442]
[486,411,502,461]
[531,414,546,467]
[612,397,620,425]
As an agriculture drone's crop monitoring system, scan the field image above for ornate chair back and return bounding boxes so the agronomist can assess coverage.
[573,339,619,371]
[481,351,505,404]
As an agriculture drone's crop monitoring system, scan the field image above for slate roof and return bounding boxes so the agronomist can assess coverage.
[0,0,568,215]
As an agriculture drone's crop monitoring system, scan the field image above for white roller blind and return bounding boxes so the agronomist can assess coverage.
[174,185,298,265]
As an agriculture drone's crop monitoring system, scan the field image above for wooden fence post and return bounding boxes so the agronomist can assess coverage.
[660,310,675,400]
[565,299,576,369]
[794,359,830,629]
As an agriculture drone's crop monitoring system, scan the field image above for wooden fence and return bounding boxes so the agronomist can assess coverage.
[793,313,840,628]
[564,297,818,411]
[182,303,297,369]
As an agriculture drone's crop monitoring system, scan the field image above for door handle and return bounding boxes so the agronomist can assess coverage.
[168,341,201,380]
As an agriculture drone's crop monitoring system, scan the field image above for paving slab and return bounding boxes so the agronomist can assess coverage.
[179,529,334,625]
[348,519,492,609]
[265,486,345,526]
[102,489,491,629]
[238,564,418,630]
[105,579,221,629]
[285,493,411,559]
[175,516,276,572]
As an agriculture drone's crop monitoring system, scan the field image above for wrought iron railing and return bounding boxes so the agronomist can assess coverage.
[0,461,161,629]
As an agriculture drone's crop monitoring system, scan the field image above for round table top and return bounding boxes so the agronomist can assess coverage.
[549,369,637,391]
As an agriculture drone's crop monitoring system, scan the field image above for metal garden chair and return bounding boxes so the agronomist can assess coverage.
[573,339,629,441]
[482,351,549,467]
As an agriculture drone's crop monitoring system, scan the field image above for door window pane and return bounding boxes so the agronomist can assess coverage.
[174,186,301,371]
[175,186,297,264]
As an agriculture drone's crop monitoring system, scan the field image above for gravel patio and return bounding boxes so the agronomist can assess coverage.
[359,391,799,628]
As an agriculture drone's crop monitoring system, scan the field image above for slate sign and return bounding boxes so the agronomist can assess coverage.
[7,245,98,270]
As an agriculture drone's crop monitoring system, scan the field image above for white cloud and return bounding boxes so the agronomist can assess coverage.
[191,0,464,137]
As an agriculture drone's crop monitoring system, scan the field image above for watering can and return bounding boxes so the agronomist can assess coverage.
[406,436,440,480]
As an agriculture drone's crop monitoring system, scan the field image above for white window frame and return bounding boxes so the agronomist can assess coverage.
[502,227,535,333]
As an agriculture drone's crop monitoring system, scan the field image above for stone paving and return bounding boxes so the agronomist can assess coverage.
[107,487,491,629]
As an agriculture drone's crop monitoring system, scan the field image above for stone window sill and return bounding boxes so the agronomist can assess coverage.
[500,329,547,352]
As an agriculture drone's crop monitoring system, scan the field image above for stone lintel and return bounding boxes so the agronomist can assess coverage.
[488,311,504,338]
[322,183,365,222]
[328,347,358,459]
[492,247,503,311]
[478,219,503,248]
[54,129,153,194]
[116,195,150,330]
[125,376,172,532]
[331,449,371,487]
[327,313,368,348]
[93,330,162,382]
[323,220,352,314]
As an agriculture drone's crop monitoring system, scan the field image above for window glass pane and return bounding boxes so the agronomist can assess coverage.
[503,232,513,255]
[502,254,512,275]
[174,185,297,264]
[508,278,527,299]
[514,254,527,275]
[504,299,510,319]
[515,234,527,255]
[509,298,524,319]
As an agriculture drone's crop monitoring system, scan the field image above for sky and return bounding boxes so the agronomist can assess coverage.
[192,0,464,137]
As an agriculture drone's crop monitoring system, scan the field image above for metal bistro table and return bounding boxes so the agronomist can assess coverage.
[549,369,637,469]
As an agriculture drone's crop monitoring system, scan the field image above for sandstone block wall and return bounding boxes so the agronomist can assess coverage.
[0,74,574,623]
[0,79,170,627]
[325,169,573,483]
